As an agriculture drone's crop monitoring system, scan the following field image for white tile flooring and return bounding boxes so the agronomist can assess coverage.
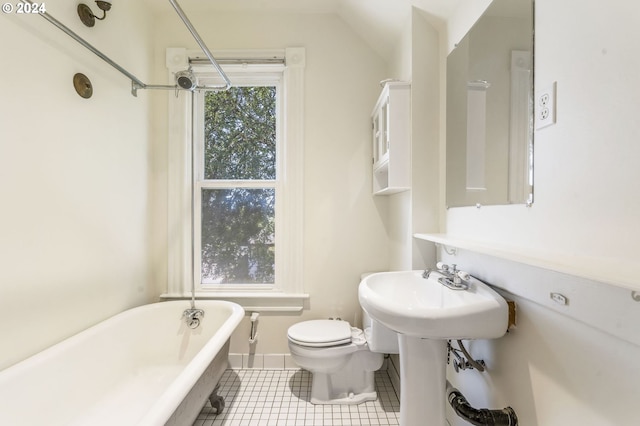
[193,369,400,426]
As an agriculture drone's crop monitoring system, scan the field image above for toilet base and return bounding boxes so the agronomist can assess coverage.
[309,369,377,405]
[311,389,377,405]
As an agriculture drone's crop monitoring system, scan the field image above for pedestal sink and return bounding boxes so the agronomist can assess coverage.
[358,270,508,426]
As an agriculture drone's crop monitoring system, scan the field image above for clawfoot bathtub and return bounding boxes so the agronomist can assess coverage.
[0,300,244,426]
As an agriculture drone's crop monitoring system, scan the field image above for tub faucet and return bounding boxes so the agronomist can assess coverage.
[183,308,205,329]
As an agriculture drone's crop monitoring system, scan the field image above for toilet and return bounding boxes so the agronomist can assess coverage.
[287,310,399,405]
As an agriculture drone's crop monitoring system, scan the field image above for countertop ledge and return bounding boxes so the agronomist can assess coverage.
[415,233,640,294]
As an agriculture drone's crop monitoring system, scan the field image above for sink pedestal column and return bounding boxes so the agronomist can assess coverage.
[398,335,447,426]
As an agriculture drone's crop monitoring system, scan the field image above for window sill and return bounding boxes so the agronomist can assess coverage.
[160,292,309,313]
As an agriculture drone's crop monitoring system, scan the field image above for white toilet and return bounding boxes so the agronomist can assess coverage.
[287,310,398,405]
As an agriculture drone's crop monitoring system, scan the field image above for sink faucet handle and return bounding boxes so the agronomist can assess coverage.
[436,261,449,272]
[452,270,472,286]
[456,271,471,281]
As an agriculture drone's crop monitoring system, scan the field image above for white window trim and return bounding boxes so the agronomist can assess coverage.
[163,48,307,312]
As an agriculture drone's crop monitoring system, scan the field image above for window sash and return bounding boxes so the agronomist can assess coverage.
[193,80,282,182]
[194,181,282,289]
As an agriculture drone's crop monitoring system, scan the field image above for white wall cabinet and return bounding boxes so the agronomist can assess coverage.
[371,81,411,195]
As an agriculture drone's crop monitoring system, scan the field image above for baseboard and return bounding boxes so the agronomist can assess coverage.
[229,353,299,369]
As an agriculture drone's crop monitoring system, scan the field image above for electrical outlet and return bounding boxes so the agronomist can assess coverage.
[536,82,557,129]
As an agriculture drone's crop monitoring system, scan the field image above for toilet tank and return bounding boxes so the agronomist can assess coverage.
[362,310,399,354]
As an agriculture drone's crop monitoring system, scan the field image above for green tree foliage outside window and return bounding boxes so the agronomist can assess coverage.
[201,87,277,284]
[204,87,276,180]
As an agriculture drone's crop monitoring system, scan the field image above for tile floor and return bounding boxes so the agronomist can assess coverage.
[193,369,400,426]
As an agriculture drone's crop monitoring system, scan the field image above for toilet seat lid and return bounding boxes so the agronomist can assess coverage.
[288,320,352,347]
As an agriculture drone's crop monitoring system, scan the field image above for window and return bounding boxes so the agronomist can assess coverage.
[195,85,279,288]
[165,48,306,311]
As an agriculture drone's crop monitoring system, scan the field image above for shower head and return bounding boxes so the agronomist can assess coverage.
[175,69,198,91]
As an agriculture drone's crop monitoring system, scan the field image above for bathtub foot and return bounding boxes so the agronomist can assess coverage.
[209,384,225,414]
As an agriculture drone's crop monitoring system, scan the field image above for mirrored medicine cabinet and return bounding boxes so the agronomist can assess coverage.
[446,0,534,208]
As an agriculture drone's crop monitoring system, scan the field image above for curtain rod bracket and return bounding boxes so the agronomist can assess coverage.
[131,81,146,97]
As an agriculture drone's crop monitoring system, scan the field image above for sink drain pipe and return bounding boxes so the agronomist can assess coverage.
[446,381,518,426]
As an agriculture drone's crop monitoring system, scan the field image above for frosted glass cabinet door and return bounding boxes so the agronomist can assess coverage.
[380,100,389,161]
[372,99,389,167]
[372,109,381,164]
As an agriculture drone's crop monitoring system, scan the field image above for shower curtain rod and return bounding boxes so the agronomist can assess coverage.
[21,0,231,96]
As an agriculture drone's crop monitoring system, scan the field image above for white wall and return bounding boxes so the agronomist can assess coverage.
[427,0,640,424]
[0,0,158,369]
[386,9,441,272]
[149,11,390,355]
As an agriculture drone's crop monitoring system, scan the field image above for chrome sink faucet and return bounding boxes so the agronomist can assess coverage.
[423,262,471,290]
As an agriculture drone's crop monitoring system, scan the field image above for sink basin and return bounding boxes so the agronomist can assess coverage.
[358,270,509,426]
[358,270,508,339]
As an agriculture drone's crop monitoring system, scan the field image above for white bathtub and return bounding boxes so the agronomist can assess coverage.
[0,300,244,426]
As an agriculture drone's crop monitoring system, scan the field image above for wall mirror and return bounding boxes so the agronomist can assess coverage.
[446,0,534,208]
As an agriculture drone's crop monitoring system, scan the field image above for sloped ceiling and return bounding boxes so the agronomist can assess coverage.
[145,0,465,60]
